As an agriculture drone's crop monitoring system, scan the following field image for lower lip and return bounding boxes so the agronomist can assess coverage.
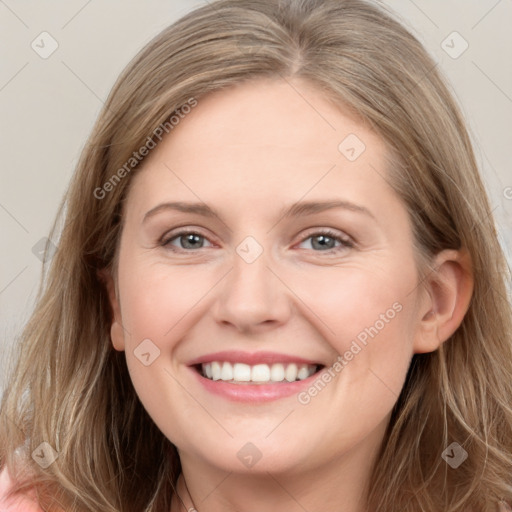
[189,366,323,403]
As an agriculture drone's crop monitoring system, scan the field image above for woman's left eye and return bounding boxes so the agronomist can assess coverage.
[161,229,354,253]
[296,230,354,253]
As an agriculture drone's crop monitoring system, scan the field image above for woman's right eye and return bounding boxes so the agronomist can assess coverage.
[161,230,214,251]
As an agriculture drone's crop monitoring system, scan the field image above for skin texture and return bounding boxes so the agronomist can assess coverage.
[104,77,473,512]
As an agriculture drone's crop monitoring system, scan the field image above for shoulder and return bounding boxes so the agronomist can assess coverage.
[0,466,43,512]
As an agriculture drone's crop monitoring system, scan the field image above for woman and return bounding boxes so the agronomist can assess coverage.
[1,0,511,510]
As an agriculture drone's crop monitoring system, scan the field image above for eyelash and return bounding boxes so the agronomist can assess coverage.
[160,228,355,254]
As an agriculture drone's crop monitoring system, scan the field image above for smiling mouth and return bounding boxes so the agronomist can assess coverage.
[195,361,324,384]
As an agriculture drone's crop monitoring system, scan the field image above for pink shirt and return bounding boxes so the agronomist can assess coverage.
[0,466,42,512]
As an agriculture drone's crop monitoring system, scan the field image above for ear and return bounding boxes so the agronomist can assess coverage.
[413,248,474,354]
[97,268,126,351]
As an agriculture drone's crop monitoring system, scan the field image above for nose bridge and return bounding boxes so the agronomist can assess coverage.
[213,234,290,330]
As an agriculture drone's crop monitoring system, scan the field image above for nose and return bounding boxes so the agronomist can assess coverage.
[211,242,292,334]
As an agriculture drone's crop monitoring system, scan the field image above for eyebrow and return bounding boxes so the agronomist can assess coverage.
[142,199,375,224]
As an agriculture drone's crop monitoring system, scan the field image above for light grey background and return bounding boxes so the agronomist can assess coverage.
[1,0,511,395]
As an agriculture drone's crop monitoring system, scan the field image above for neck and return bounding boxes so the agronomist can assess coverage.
[172,433,384,512]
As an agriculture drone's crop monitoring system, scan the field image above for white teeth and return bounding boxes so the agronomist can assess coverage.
[285,363,298,382]
[211,361,222,381]
[270,363,285,382]
[233,363,251,381]
[200,361,318,383]
[220,362,233,381]
[251,364,270,382]
[297,365,310,380]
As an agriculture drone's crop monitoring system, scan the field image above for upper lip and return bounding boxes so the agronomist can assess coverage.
[187,351,324,367]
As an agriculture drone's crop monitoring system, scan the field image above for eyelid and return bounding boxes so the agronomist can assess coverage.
[298,227,355,245]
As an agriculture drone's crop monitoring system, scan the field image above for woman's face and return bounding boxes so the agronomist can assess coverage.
[107,77,432,477]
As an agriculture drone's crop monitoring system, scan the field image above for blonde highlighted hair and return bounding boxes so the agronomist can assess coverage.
[1,0,511,510]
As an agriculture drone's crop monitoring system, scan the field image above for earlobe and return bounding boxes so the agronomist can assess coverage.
[110,322,126,352]
[413,249,474,354]
[97,268,126,352]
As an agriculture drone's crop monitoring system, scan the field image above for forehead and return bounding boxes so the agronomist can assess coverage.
[126,77,399,222]
[158,77,385,162]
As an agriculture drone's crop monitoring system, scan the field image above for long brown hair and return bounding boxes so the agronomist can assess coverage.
[1,1,511,510]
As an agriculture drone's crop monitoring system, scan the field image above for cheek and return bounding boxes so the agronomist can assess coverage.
[296,261,418,402]
[118,260,214,346]
[115,260,212,444]
[292,262,417,352]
